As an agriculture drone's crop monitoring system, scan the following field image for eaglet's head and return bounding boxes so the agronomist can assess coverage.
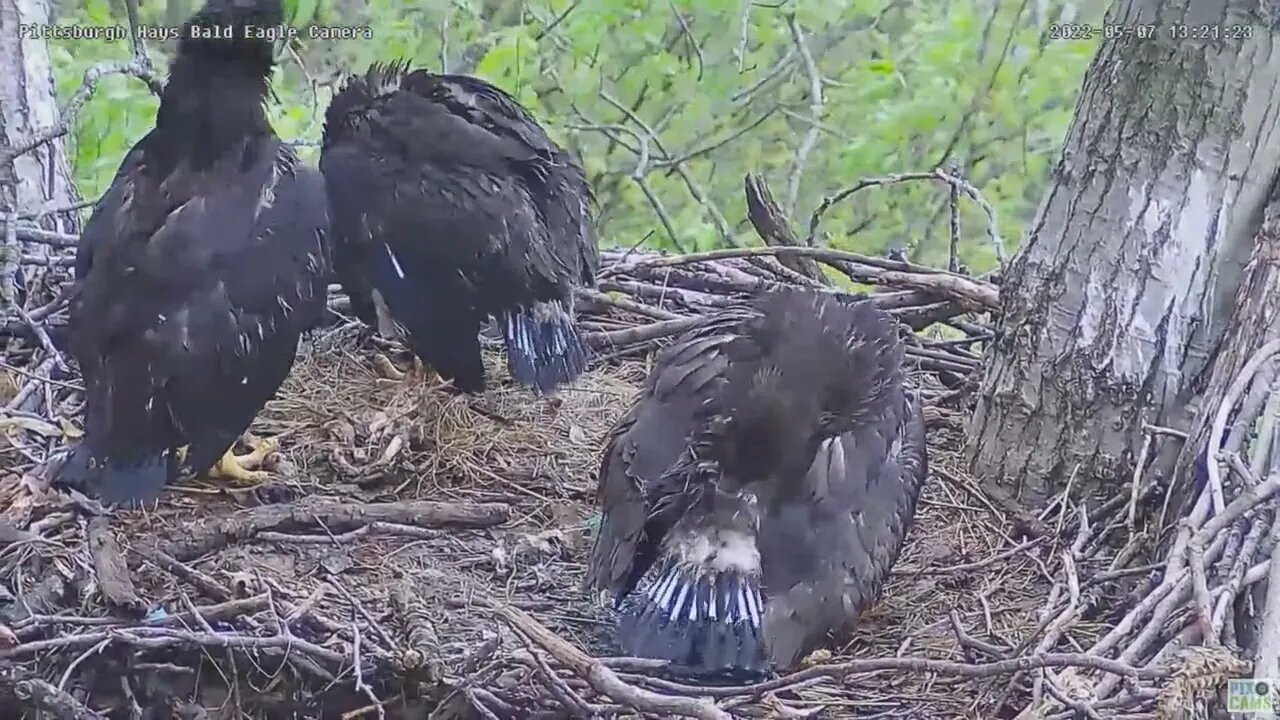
[179,0,284,71]
[709,367,825,494]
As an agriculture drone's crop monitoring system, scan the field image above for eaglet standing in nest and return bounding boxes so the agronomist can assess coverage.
[320,62,599,398]
[53,0,330,504]
[585,288,930,676]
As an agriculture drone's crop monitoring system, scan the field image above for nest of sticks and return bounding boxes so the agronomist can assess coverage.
[0,175,1277,720]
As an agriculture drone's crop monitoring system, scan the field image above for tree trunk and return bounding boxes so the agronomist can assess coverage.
[0,0,81,236]
[966,0,1280,505]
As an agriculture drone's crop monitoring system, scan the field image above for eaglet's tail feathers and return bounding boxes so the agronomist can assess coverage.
[502,300,588,395]
[616,526,770,678]
[54,442,179,506]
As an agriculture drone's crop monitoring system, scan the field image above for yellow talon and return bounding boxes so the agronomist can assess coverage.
[206,434,278,485]
[373,352,439,387]
[373,353,406,380]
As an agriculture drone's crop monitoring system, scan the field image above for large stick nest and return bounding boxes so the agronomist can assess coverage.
[0,178,1275,720]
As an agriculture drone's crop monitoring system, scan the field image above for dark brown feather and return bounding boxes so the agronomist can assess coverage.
[320,64,597,393]
[585,289,928,673]
[56,0,331,504]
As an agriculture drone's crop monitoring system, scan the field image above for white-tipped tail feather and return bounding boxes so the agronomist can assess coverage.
[617,527,770,675]
[502,299,588,394]
[641,561,764,627]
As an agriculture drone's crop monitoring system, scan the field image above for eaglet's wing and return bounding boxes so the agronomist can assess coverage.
[756,388,928,666]
[585,313,755,601]
[423,73,599,286]
[69,139,329,472]
[321,73,576,313]
[75,136,151,282]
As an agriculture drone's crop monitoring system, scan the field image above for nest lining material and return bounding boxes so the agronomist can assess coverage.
[0,325,1059,719]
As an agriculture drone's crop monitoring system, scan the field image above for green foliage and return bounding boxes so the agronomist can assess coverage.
[48,0,1106,273]
[284,0,317,29]
[50,0,158,200]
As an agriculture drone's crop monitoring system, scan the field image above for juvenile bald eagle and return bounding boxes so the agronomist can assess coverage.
[53,0,331,504]
[585,289,929,674]
[319,63,598,395]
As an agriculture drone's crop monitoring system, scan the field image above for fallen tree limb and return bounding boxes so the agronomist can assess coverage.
[85,516,144,616]
[154,498,511,561]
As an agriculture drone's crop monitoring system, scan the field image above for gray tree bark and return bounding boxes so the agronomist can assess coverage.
[0,0,81,234]
[966,0,1280,504]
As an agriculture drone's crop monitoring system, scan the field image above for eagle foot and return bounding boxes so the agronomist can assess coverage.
[373,353,406,380]
[207,434,278,485]
[373,353,439,386]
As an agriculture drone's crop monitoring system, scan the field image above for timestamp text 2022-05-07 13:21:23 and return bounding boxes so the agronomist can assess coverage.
[1048,23,1254,42]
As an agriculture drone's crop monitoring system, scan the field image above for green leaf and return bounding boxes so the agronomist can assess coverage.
[867,58,895,75]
